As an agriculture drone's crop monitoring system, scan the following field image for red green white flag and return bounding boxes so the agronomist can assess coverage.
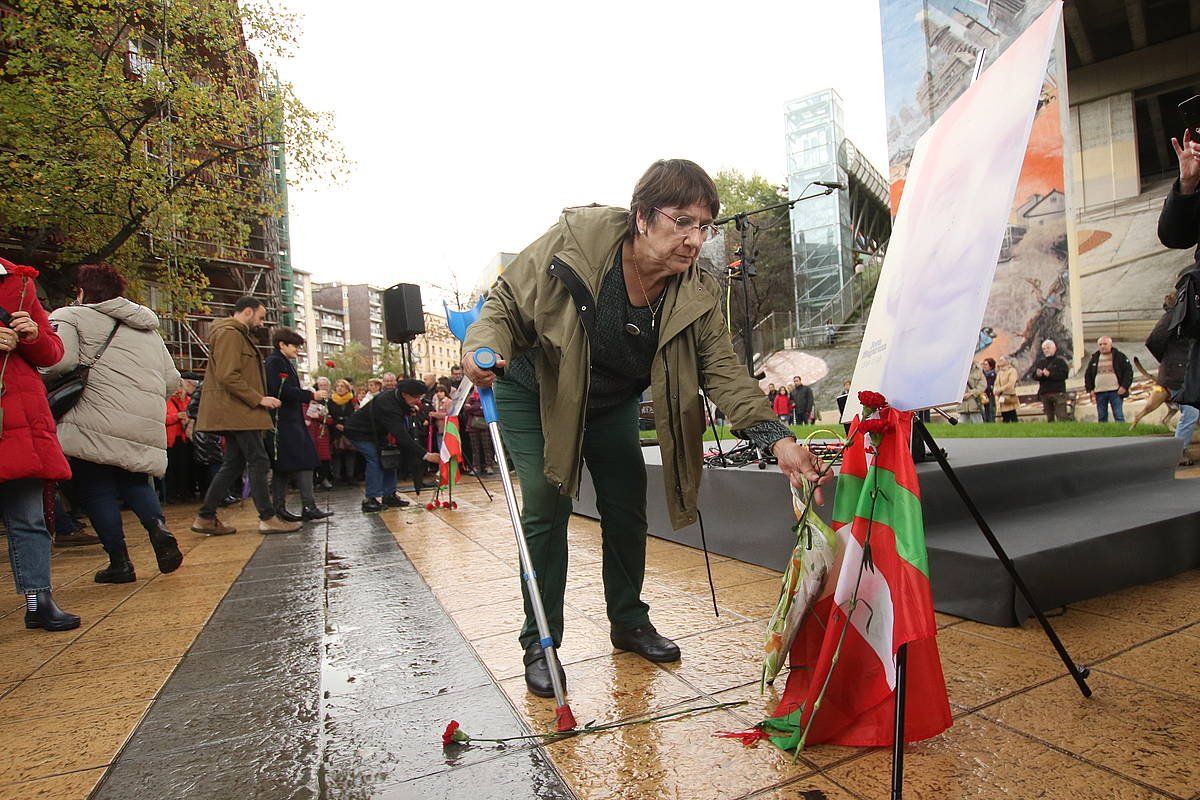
[759,405,951,749]
[439,415,463,488]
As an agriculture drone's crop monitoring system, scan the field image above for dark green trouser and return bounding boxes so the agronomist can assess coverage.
[494,380,650,649]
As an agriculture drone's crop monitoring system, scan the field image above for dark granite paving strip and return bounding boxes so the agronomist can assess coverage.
[93,491,574,800]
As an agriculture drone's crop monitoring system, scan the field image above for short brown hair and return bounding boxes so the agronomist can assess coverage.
[628,159,720,239]
[271,327,304,349]
[76,263,126,304]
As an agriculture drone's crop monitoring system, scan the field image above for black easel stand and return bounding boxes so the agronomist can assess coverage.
[890,418,1093,799]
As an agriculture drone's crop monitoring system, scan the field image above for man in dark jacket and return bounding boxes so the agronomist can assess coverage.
[789,376,814,425]
[1083,336,1133,423]
[345,378,440,512]
[1033,339,1071,422]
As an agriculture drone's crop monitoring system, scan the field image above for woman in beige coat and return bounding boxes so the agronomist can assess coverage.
[45,264,182,583]
[993,356,1021,423]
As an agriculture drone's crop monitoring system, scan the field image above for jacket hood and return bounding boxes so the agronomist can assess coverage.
[86,297,161,331]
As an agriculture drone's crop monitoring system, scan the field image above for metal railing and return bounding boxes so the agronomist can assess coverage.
[1080,308,1161,341]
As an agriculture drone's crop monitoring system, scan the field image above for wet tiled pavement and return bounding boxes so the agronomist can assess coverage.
[0,480,1198,799]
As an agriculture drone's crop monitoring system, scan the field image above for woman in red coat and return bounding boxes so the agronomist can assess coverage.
[0,258,79,632]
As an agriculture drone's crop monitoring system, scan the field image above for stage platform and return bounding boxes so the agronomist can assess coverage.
[576,435,1200,626]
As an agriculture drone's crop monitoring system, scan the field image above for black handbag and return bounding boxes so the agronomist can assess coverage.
[369,392,404,470]
[44,319,121,420]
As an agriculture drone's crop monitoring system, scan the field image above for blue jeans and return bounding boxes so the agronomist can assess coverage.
[350,439,396,500]
[1,479,53,593]
[70,459,165,556]
[1095,390,1125,422]
[1177,404,1199,449]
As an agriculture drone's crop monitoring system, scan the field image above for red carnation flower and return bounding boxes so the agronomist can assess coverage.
[425,502,436,511]
[859,417,890,435]
[442,720,469,746]
[325,360,336,368]
[8,264,39,279]
[279,372,289,379]
[857,390,888,410]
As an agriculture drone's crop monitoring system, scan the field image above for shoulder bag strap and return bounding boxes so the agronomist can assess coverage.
[80,319,122,368]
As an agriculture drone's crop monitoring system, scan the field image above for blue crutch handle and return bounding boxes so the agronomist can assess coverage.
[472,347,501,424]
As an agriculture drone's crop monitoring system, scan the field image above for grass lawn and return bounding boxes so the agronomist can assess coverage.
[641,420,1173,441]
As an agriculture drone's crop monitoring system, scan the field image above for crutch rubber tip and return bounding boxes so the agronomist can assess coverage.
[555,704,577,733]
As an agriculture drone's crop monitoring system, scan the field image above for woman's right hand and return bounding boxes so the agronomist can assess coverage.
[423,452,441,464]
[1172,128,1200,194]
[462,350,507,388]
[0,327,18,352]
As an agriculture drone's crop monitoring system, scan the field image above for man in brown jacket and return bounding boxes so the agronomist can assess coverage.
[191,297,300,535]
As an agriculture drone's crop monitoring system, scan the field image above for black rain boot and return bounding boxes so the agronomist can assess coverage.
[148,519,183,574]
[25,590,81,632]
[94,541,136,584]
[302,505,333,520]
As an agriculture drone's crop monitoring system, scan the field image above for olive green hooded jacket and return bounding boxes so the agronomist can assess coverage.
[463,205,778,530]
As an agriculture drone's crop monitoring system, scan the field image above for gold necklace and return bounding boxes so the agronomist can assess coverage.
[628,250,666,334]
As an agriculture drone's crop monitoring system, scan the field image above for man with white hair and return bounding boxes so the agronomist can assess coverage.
[1084,336,1132,423]
[1033,339,1071,422]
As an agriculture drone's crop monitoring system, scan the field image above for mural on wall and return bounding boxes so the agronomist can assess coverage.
[879,0,1072,377]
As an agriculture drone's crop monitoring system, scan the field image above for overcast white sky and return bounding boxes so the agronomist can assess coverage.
[270,1,890,305]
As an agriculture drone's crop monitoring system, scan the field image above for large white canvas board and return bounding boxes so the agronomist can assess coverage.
[843,2,1063,420]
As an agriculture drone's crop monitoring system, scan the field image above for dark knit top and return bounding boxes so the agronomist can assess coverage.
[503,253,793,449]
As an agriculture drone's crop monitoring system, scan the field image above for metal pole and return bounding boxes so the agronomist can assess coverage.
[737,218,755,375]
[487,419,569,708]
[890,643,909,800]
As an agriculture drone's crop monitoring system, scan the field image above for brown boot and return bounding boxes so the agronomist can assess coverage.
[191,515,237,536]
[258,515,302,534]
[53,531,102,547]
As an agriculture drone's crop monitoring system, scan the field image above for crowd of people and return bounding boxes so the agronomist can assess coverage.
[1,265,499,636]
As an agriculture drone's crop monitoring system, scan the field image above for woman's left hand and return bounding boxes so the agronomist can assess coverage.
[772,438,832,504]
[8,311,38,342]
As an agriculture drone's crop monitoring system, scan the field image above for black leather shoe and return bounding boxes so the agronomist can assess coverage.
[523,642,567,699]
[610,625,680,663]
[361,498,384,513]
[275,507,304,523]
[24,590,81,632]
[148,520,183,574]
[302,505,334,520]
[95,559,136,584]
[383,494,410,508]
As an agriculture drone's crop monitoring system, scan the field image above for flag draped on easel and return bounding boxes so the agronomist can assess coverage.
[759,403,951,750]
[439,415,463,489]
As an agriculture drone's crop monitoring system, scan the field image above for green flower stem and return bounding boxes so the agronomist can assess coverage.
[460,700,748,746]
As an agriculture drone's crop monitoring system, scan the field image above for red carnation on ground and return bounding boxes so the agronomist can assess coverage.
[857,390,888,410]
[442,720,469,746]
[425,502,436,511]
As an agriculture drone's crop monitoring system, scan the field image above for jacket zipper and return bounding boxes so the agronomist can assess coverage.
[547,257,594,492]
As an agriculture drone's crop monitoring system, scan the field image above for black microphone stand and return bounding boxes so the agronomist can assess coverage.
[715,187,836,376]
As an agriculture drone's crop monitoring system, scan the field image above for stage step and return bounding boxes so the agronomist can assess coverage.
[927,479,1200,626]
[576,437,1200,628]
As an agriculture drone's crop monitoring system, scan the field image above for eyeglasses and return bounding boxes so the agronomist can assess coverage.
[653,208,719,242]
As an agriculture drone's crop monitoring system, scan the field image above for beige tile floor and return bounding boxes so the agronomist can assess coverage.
[1,478,1197,800]
[394,481,1200,800]
[0,502,266,800]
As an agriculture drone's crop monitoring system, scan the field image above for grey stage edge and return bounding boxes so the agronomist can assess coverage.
[576,436,1200,627]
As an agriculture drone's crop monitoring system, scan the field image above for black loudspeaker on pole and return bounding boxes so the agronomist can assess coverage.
[383,283,425,344]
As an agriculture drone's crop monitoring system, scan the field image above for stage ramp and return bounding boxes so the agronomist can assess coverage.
[576,436,1200,627]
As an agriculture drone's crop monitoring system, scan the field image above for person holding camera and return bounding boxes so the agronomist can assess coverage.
[0,257,78,632]
[1159,126,1200,409]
